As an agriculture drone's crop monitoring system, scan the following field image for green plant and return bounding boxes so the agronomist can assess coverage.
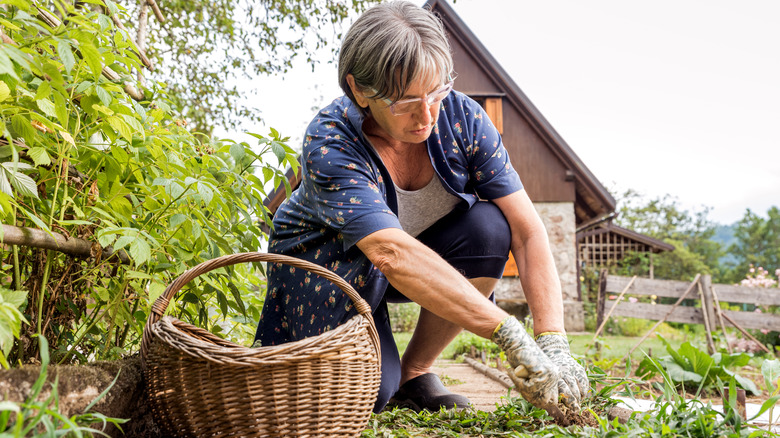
[636,334,760,396]
[0,0,297,363]
[450,331,502,359]
[0,287,27,368]
[763,359,780,429]
[387,302,420,333]
[0,336,127,436]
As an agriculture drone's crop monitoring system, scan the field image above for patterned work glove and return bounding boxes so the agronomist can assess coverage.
[536,332,590,410]
[491,316,561,409]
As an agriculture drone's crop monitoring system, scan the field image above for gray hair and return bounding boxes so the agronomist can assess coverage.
[338,1,454,111]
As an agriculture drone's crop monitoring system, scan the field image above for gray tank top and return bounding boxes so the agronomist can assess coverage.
[396,175,460,237]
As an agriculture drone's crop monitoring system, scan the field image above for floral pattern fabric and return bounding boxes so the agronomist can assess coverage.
[255,90,523,346]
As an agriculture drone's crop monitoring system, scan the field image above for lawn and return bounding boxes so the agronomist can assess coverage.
[392,330,687,361]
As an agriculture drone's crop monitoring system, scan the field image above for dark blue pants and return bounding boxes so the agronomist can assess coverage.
[365,201,511,412]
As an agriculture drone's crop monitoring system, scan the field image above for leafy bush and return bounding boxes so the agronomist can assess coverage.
[0,0,297,363]
[636,335,759,395]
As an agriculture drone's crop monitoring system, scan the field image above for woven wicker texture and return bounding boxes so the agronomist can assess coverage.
[141,252,382,437]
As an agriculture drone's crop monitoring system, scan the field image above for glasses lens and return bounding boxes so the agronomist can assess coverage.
[391,82,453,115]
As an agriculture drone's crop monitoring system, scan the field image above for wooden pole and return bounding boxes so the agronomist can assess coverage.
[697,280,716,354]
[595,269,608,335]
[721,312,772,355]
[710,287,733,354]
[624,274,701,360]
[591,275,637,342]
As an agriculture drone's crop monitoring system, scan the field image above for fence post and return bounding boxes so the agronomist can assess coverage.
[596,269,607,333]
[699,275,717,354]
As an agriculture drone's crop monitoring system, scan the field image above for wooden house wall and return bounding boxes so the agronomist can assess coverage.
[447,32,576,204]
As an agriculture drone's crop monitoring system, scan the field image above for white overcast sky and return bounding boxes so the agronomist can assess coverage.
[217,0,780,226]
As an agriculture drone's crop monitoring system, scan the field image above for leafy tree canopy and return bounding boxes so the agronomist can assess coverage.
[726,206,780,283]
[130,0,381,135]
[612,189,723,281]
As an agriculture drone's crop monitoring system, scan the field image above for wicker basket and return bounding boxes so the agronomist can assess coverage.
[141,252,382,437]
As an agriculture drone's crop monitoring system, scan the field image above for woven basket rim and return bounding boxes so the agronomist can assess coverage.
[148,313,375,365]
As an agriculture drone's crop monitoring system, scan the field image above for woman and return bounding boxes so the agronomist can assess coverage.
[255,1,589,414]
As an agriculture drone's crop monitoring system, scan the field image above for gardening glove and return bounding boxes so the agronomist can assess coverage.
[536,332,591,410]
[491,316,561,410]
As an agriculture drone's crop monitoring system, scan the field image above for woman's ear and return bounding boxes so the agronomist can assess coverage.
[346,74,369,109]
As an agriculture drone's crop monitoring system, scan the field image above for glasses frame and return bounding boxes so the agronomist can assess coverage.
[369,80,454,116]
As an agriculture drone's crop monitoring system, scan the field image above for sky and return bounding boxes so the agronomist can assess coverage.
[218,0,780,226]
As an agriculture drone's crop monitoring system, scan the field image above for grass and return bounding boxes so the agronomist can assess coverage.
[392,331,688,361]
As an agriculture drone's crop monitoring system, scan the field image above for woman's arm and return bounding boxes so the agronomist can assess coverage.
[492,190,566,335]
[355,228,507,338]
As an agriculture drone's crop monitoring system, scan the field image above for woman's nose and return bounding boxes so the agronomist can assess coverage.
[415,101,433,124]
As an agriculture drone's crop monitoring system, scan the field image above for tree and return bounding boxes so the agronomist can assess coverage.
[127,0,382,135]
[613,189,724,281]
[727,206,780,282]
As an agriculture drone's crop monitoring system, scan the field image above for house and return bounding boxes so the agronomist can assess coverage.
[264,0,672,331]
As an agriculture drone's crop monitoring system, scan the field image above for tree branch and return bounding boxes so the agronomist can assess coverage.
[2,224,131,265]
[35,6,144,101]
[146,0,165,23]
[135,1,149,87]
[106,8,154,72]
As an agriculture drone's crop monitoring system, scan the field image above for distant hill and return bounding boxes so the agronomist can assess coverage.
[713,223,738,265]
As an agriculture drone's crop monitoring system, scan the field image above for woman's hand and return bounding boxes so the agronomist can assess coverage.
[491,316,561,409]
[535,332,590,409]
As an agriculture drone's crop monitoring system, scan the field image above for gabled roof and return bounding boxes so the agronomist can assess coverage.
[424,0,615,221]
[576,220,675,254]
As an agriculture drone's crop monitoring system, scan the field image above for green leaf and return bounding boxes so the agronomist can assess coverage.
[762,359,780,392]
[113,235,135,251]
[129,238,151,266]
[43,62,64,85]
[678,342,713,376]
[0,290,26,308]
[663,361,703,384]
[1,162,39,199]
[0,400,20,413]
[35,80,51,101]
[57,40,76,74]
[197,181,214,205]
[271,140,286,162]
[27,147,51,166]
[79,40,103,78]
[0,81,10,102]
[92,104,114,116]
[95,86,112,106]
[229,142,246,161]
[0,167,11,197]
[36,98,57,118]
[0,49,19,80]
[107,116,132,142]
[52,89,69,127]
[11,114,36,145]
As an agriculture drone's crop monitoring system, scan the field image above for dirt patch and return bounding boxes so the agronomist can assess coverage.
[0,355,162,437]
[563,407,600,427]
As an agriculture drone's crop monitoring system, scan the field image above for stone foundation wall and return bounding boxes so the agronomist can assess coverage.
[495,202,584,332]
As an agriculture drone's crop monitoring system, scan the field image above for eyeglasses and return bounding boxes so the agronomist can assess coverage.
[368,81,454,116]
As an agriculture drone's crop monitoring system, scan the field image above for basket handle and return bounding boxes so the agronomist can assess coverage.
[145,252,373,327]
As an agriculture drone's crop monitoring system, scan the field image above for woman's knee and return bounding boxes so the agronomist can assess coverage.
[458,202,511,254]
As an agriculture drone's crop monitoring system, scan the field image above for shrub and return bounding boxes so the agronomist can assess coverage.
[0,0,297,363]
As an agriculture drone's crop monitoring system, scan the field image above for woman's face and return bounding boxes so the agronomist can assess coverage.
[351,74,445,145]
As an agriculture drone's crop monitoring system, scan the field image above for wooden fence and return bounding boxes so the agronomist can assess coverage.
[597,271,780,353]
